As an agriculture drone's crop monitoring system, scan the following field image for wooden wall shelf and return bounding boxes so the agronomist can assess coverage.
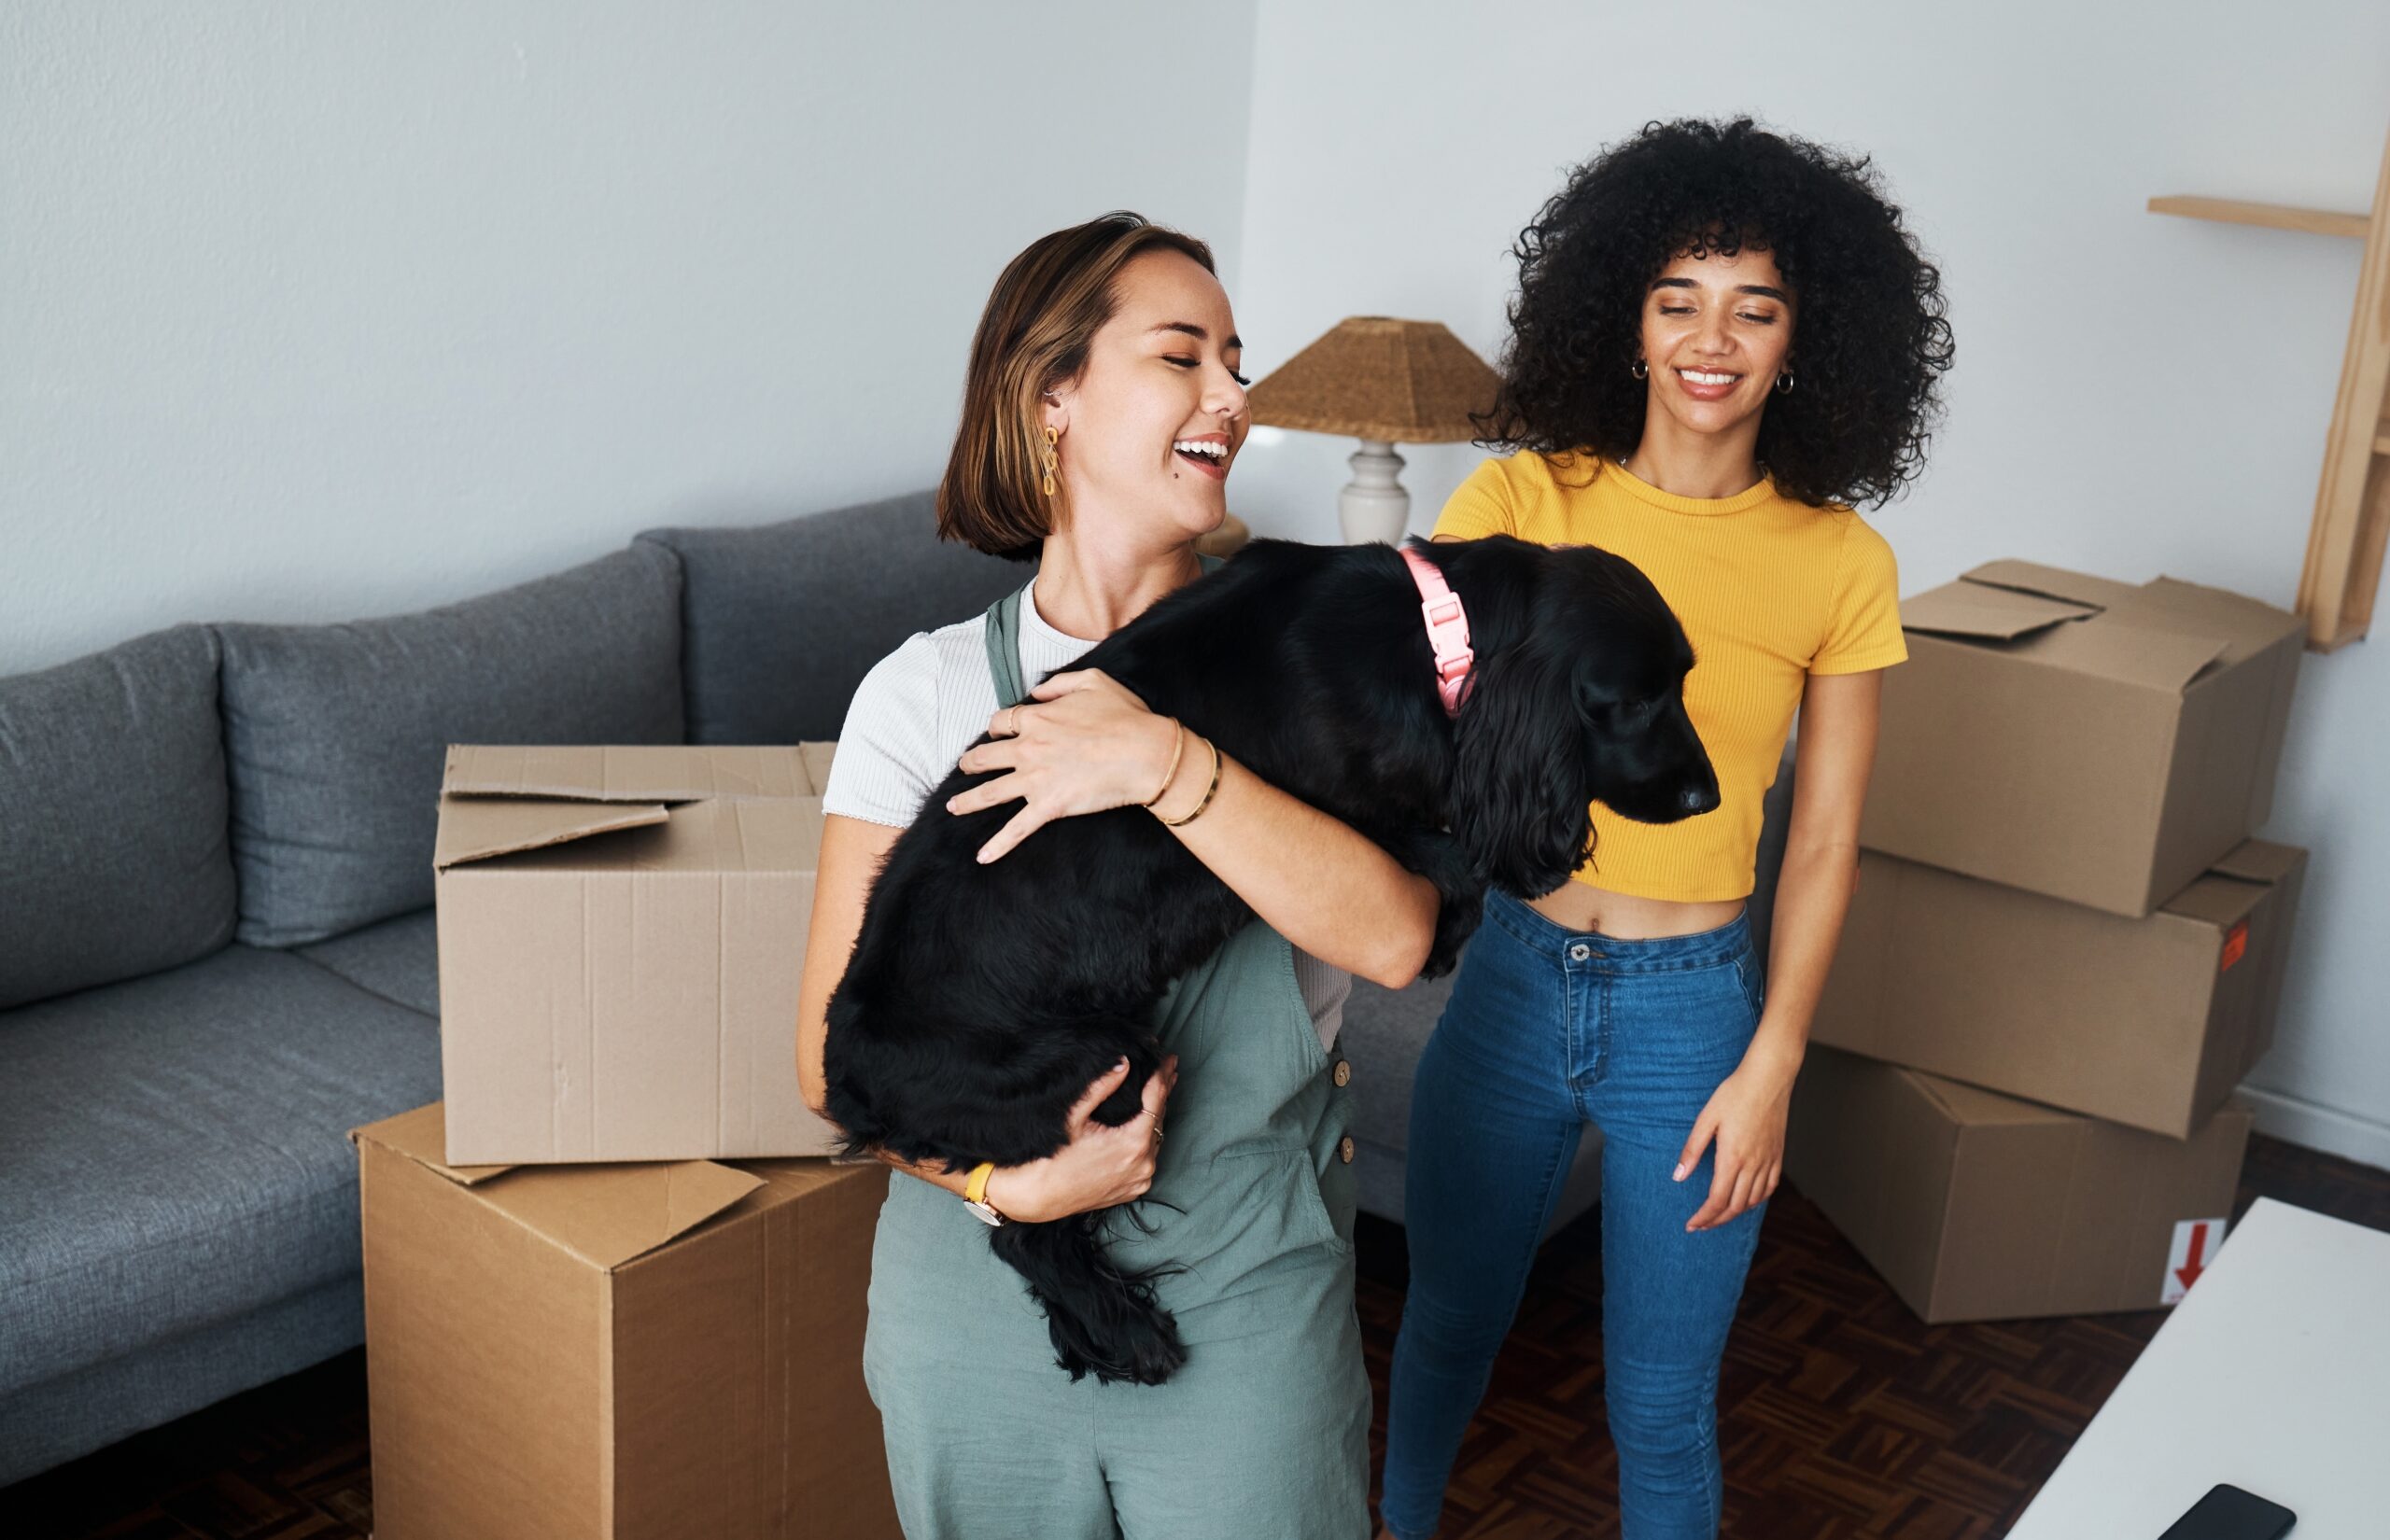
[2147,195,2369,240]
[2152,122,2390,652]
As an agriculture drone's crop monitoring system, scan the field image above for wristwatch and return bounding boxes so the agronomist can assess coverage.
[963,1160,1005,1226]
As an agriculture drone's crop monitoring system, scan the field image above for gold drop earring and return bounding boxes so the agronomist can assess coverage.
[1042,425,1059,497]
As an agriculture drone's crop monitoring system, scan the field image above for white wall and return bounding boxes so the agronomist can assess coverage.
[1229,0,2390,1167]
[0,1,1255,672]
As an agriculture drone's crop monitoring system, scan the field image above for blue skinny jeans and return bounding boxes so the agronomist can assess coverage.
[1382,889,1769,1540]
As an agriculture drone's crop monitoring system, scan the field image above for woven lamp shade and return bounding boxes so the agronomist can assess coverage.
[1246,316,1500,443]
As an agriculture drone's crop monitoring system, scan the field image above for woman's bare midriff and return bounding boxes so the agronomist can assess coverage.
[1528,878,1745,940]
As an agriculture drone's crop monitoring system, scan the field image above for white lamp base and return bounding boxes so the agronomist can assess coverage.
[1340,439,1411,544]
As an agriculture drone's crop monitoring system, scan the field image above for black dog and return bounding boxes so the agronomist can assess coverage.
[822,534,1718,1386]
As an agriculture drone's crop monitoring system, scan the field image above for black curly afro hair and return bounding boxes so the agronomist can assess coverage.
[1477,118,1954,510]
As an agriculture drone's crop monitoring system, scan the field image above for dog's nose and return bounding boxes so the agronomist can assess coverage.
[1680,783,1719,815]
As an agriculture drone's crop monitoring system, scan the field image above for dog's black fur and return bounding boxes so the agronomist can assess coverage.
[822,535,1719,1385]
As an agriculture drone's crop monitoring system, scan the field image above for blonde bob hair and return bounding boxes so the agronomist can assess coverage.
[938,212,1216,561]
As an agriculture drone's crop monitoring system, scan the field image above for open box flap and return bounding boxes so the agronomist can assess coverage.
[1905,564,2230,692]
[2159,840,2308,930]
[352,1103,763,1269]
[2038,622,2229,693]
[1961,559,2145,612]
[432,796,668,870]
[2162,872,2274,931]
[1901,581,2097,641]
[441,796,825,876]
[349,1102,514,1185]
[2133,577,2308,670]
[471,1158,764,1270]
[2207,839,2306,887]
[443,745,819,803]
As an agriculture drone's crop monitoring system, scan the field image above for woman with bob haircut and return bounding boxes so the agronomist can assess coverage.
[797,212,1427,1539]
[1378,119,1955,1540]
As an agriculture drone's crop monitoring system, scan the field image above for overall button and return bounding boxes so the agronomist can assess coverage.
[1338,1136,1356,1164]
[1331,1059,1352,1087]
[1568,942,1592,961]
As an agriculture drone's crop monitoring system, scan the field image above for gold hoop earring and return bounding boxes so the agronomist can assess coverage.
[1041,425,1059,497]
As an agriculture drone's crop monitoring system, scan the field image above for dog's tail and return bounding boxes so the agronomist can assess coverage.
[990,1214,1187,1386]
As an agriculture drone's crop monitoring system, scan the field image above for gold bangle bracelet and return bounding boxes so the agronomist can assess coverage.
[1140,718,1188,809]
[1158,735,1223,828]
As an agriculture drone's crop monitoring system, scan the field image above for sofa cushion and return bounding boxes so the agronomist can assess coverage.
[0,945,440,1400]
[296,906,439,1017]
[0,625,237,1009]
[1340,949,1606,1235]
[639,490,1020,744]
[218,545,684,947]
[1341,969,1458,1156]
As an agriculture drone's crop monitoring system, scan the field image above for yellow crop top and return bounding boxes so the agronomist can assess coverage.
[1435,451,1907,903]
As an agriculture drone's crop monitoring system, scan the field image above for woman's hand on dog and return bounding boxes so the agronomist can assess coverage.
[947,669,1183,863]
[981,1054,1179,1224]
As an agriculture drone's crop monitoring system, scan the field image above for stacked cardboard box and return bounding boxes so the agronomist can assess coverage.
[1785,562,2308,1324]
[430,743,846,1165]
[350,744,905,1539]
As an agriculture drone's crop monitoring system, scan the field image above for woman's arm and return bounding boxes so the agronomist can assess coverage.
[946,673,1441,989]
[1677,666,1882,1231]
[1160,749,1441,989]
[797,811,1174,1222]
[1752,668,1882,1060]
[794,813,902,1123]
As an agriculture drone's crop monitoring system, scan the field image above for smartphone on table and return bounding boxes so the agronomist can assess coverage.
[2157,1483,2296,1540]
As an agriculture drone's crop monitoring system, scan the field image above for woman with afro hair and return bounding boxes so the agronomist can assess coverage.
[1378,118,1953,1540]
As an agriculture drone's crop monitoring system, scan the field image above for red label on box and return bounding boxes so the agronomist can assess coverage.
[2161,1216,2228,1304]
[2220,921,2249,973]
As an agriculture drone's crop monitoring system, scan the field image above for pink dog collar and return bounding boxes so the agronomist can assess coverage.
[1399,545,1476,717]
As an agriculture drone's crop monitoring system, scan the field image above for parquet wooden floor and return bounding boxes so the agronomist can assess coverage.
[4,1133,2384,1538]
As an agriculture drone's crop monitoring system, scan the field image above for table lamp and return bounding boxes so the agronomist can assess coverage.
[1245,316,1501,544]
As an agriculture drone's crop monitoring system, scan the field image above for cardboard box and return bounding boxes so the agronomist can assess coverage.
[1863,561,2302,917]
[352,1102,899,1540]
[1786,1047,2252,1323]
[1813,839,2305,1138]
[434,743,844,1166]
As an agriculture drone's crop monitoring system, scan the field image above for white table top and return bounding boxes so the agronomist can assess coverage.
[2007,1197,2390,1538]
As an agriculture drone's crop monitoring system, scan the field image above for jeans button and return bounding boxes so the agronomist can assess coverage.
[1568,942,1591,961]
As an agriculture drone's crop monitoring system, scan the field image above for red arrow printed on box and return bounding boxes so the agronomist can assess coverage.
[2161,1216,2228,1306]
[2174,1222,2211,1291]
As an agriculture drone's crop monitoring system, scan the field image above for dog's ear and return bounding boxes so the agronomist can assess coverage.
[1450,636,1595,895]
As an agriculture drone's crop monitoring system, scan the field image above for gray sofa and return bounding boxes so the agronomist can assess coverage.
[0,491,1027,1486]
[0,490,1790,1487]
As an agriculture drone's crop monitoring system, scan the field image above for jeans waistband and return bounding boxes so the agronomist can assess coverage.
[1483,888,1750,973]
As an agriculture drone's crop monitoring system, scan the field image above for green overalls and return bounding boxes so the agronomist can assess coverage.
[859,578,1372,1540]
